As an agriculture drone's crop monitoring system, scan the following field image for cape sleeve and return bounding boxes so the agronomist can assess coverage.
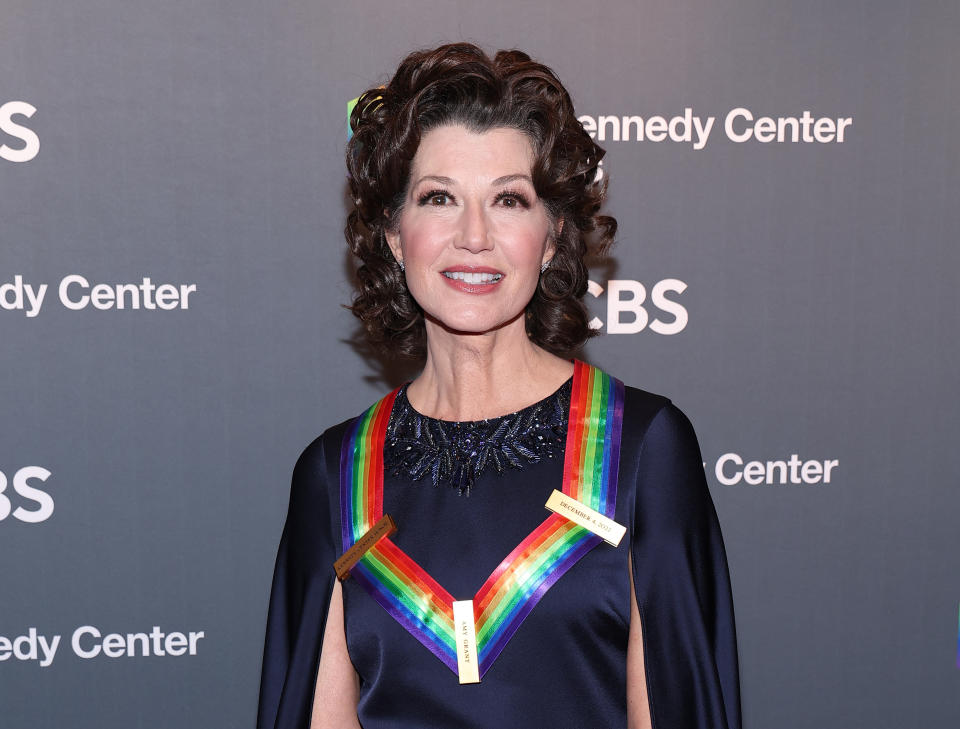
[257,433,340,729]
[629,403,742,729]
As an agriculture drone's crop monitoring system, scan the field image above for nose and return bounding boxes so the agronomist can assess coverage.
[454,201,493,253]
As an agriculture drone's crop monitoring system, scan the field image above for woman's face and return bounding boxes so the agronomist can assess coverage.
[385,124,556,339]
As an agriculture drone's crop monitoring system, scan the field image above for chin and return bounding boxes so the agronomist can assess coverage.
[425,309,524,337]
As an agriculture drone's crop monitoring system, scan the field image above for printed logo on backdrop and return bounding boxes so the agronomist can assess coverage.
[0,626,205,667]
[1,101,39,162]
[348,99,854,149]
[0,467,53,523]
[0,275,197,317]
[586,278,687,335]
[706,453,840,485]
[348,96,359,138]
[578,108,853,149]
[348,92,388,139]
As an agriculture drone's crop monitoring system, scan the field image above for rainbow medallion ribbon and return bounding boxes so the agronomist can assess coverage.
[339,360,625,678]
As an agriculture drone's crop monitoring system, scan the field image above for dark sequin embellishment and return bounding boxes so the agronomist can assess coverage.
[384,378,571,495]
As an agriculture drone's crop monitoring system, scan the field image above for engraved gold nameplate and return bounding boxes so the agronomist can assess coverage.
[452,600,480,684]
[544,490,626,546]
[334,514,397,580]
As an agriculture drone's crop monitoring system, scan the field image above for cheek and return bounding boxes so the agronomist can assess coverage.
[400,220,449,261]
[497,222,551,266]
[398,222,444,303]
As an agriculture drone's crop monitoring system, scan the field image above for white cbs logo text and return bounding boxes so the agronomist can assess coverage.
[0,102,40,163]
[0,467,54,523]
[587,279,687,335]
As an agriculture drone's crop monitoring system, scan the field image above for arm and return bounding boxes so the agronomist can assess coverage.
[257,434,344,729]
[310,580,361,729]
[627,552,653,729]
[629,404,742,729]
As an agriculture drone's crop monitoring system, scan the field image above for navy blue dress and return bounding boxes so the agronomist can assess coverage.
[257,381,741,729]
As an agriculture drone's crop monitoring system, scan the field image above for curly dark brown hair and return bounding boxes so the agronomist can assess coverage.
[345,42,616,359]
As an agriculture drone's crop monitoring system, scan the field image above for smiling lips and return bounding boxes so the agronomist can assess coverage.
[440,266,504,294]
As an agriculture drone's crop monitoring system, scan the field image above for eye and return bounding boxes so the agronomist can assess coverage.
[417,189,454,206]
[494,189,531,209]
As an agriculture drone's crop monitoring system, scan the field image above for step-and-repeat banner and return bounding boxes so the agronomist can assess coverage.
[2,1,957,727]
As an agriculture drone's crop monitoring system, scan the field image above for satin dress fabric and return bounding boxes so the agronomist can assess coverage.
[256,384,742,729]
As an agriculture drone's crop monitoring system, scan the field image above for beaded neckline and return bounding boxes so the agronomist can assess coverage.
[384,378,572,495]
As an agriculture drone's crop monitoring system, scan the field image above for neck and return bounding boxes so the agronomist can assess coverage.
[407,315,574,421]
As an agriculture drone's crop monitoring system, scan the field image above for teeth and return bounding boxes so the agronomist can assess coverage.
[443,271,503,284]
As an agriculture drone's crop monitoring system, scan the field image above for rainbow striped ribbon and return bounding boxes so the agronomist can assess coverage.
[339,360,625,678]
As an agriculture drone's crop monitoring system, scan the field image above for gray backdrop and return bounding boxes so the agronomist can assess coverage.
[2,0,958,727]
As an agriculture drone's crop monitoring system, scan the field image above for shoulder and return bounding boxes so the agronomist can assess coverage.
[291,390,397,490]
[292,416,355,485]
[616,382,712,523]
[284,415,360,536]
[620,383,700,455]
[620,383,671,434]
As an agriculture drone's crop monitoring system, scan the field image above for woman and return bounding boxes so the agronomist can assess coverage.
[257,43,740,729]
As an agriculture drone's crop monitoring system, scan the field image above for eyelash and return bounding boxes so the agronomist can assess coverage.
[417,189,453,206]
[415,188,532,209]
[494,189,531,209]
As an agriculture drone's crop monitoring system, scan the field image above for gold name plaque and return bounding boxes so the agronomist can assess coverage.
[544,490,626,547]
[452,600,480,684]
[334,514,397,581]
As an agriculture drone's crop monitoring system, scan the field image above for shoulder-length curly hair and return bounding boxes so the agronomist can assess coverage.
[346,42,616,359]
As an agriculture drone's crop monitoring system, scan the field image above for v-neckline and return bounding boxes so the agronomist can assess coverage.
[339,360,625,679]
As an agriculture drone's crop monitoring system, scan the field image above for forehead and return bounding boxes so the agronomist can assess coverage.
[410,125,535,181]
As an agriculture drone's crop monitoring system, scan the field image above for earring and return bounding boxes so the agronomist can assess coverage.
[398,259,405,271]
[540,260,550,273]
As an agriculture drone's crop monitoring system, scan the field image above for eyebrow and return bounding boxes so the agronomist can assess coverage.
[491,174,533,186]
[412,175,456,187]
[411,173,534,188]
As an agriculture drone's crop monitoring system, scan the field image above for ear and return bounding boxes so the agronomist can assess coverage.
[542,217,563,265]
[383,210,403,265]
